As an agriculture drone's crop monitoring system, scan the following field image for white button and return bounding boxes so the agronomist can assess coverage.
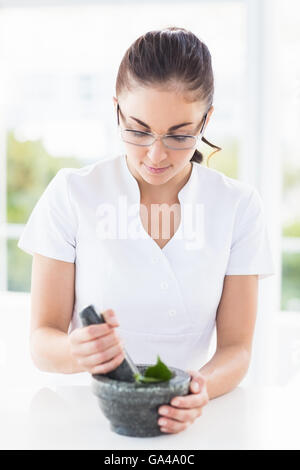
[151,257,159,264]
[168,309,176,317]
[160,281,168,290]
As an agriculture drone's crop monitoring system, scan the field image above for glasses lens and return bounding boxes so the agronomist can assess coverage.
[121,130,154,146]
[120,129,197,149]
[163,135,196,150]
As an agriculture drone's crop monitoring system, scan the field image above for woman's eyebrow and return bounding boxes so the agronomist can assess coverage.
[128,115,194,132]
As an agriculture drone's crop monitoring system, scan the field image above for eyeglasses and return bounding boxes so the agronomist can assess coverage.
[117,103,207,151]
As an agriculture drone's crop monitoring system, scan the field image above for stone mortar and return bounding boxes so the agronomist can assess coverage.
[91,364,191,437]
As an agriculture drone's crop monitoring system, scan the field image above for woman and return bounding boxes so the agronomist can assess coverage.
[18,27,274,434]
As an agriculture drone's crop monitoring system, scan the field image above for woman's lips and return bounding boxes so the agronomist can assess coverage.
[143,163,170,174]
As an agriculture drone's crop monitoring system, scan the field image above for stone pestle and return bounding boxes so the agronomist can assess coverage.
[79,304,139,382]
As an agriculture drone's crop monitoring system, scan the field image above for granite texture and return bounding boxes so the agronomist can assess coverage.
[92,364,191,437]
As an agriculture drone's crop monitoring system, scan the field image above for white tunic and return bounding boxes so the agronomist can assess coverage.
[18,153,275,373]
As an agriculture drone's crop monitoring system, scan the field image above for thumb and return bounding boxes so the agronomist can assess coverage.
[101,309,119,327]
[188,371,206,393]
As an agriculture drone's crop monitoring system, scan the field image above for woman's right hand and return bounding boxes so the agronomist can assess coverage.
[68,309,125,374]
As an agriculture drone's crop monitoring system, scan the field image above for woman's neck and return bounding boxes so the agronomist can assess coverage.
[126,156,192,204]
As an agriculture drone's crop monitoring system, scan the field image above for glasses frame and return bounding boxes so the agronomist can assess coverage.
[116,103,207,150]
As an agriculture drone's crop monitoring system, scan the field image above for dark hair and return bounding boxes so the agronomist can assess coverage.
[115,26,221,166]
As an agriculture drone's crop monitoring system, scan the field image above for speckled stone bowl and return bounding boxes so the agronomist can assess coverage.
[91,364,191,437]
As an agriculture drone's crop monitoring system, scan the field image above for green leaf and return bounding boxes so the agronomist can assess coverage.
[134,356,173,383]
[134,374,162,383]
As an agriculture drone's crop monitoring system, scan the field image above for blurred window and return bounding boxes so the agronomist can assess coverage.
[0,1,250,294]
[279,0,300,311]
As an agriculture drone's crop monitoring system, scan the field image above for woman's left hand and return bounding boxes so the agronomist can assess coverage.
[157,370,209,434]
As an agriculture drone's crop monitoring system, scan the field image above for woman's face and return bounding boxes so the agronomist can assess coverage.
[113,86,213,191]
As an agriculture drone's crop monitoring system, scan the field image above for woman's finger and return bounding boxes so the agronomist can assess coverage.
[79,341,125,367]
[101,309,120,327]
[158,404,202,424]
[159,417,193,434]
[74,330,121,357]
[169,382,209,409]
[187,370,206,389]
[71,323,112,344]
[90,351,125,375]
[170,391,208,410]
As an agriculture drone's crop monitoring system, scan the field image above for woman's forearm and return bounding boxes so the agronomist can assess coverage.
[199,345,251,400]
[30,326,84,374]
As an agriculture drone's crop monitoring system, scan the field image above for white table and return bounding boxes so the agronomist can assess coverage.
[0,379,299,450]
[1,291,300,450]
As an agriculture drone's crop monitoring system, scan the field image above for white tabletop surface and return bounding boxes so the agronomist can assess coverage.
[0,379,299,450]
[1,291,300,450]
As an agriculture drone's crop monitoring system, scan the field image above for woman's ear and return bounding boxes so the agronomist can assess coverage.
[112,96,118,111]
[204,105,214,130]
[207,105,214,120]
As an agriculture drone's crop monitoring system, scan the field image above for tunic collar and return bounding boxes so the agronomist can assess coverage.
[120,153,199,205]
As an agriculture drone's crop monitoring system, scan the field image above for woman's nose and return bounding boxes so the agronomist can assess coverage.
[146,138,168,165]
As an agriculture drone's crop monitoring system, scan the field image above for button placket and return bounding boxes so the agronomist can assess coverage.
[168,309,177,317]
[160,281,169,290]
[158,249,196,328]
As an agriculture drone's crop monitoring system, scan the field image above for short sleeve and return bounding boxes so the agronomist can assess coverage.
[225,188,275,280]
[17,168,77,263]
